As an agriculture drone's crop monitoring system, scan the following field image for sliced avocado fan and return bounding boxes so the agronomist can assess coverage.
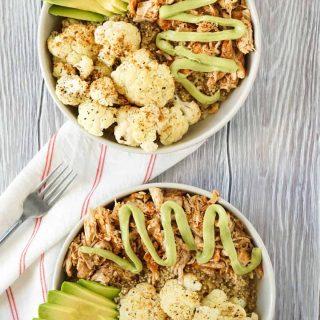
[35,280,120,320]
[96,0,127,14]
[48,290,117,319]
[77,279,120,299]
[48,5,106,22]
[61,282,117,309]
[44,0,128,19]
[45,0,113,16]
[39,303,78,320]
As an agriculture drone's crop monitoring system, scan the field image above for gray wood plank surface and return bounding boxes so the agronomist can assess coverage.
[0,0,319,319]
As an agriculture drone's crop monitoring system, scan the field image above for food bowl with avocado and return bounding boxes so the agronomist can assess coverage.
[38,0,261,154]
[44,183,275,320]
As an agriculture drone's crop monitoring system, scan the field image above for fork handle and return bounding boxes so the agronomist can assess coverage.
[0,216,25,246]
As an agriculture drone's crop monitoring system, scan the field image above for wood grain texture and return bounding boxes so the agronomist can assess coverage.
[0,0,319,319]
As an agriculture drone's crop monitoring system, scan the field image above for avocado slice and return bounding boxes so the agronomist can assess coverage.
[61,282,117,309]
[38,303,77,320]
[77,279,120,299]
[44,0,114,17]
[32,318,46,320]
[48,5,106,22]
[48,290,117,319]
[97,0,127,13]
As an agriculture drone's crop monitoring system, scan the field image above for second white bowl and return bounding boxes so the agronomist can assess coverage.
[52,183,275,319]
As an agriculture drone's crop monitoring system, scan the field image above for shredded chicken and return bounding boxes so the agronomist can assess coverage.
[134,0,160,22]
[236,9,255,54]
[153,0,254,104]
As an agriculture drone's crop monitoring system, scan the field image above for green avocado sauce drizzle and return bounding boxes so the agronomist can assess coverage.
[79,201,262,276]
[155,0,247,105]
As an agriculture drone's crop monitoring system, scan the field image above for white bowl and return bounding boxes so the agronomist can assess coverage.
[52,183,275,319]
[38,1,261,154]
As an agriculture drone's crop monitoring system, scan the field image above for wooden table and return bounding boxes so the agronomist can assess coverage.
[0,1,319,319]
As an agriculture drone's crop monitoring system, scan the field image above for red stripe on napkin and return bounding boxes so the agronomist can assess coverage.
[143,155,154,183]
[144,155,157,183]
[80,145,107,219]
[19,132,58,275]
[5,287,19,320]
[39,252,47,302]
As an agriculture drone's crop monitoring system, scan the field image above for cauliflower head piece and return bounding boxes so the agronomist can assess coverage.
[90,60,112,81]
[78,101,117,136]
[74,55,94,79]
[56,75,88,106]
[52,57,76,78]
[159,279,200,320]
[202,289,228,308]
[183,273,202,292]
[119,283,166,320]
[193,306,220,320]
[48,21,99,79]
[111,49,175,108]
[175,96,202,125]
[202,289,248,320]
[89,77,118,106]
[157,96,201,146]
[95,21,141,67]
[216,301,247,319]
[114,105,159,152]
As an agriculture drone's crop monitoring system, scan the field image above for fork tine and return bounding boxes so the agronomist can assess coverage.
[39,165,69,197]
[47,173,77,207]
[35,162,65,191]
[43,169,73,201]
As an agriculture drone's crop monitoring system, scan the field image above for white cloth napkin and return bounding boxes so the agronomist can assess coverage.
[0,121,201,319]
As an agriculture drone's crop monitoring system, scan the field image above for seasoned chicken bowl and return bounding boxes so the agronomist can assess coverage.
[38,0,261,153]
[52,183,275,319]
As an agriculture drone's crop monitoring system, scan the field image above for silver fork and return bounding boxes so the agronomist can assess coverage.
[0,163,77,245]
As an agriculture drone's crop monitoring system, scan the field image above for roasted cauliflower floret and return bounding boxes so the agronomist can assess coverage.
[48,21,99,79]
[74,55,94,79]
[202,289,228,308]
[48,22,99,59]
[52,57,76,78]
[91,61,112,81]
[183,274,202,292]
[56,75,88,106]
[111,49,175,108]
[158,97,201,145]
[216,301,247,319]
[89,77,118,106]
[78,101,117,136]
[47,32,73,61]
[114,105,159,152]
[158,106,189,146]
[230,297,247,308]
[160,279,200,320]
[175,96,202,125]
[202,289,248,319]
[193,306,220,320]
[95,21,141,67]
[119,283,166,320]
[65,52,94,79]
[63,22,100,58]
